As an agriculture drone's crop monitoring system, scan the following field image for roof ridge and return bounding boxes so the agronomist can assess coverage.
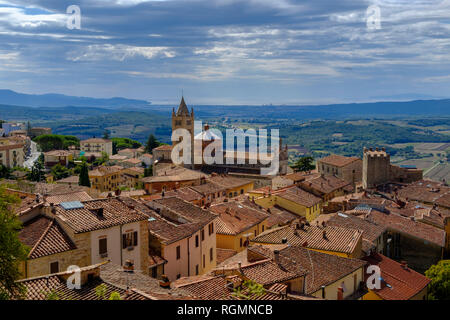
[28,217,54,258]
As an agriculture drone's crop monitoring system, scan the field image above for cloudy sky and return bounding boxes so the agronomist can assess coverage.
[0,0,450,105]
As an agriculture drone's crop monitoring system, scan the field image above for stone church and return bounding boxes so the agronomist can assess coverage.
[170,97,288,176]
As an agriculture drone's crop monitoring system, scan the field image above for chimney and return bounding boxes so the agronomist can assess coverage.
[273,250,280,263]
[302,241,308,247]
[322,230,328,240]
[281,237,288,244]
[400,261,408,270]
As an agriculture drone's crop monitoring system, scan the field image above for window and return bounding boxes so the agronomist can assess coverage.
[262,225,265,232]
[99,238,107,255]
[176,245,181,260]
[208,223,214,236]
[203,255,205,268]
[201,229,205,241]
[209,248,213,262]
[122,231,138,249]
[195,235,199,247]
[50,261,59,274]
[176,274,181,279]
[240,238,243,247]
[195,265,199,275]
[151,267,158,279]
[240,189,244,194]
[254,230,257,236]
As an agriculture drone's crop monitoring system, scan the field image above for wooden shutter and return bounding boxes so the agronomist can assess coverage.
[133,231,138,246]
[122,234,127,249]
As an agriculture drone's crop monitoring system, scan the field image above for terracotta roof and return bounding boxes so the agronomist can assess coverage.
[318,154,360,167]
[109,154,128,160]
[81,138,111,144]
[4,189,44,216]
[277,246,366,294]
[285,171,320,182]
[54,198,148,233]
[397,180,450,209]
[190,181,227,195]
[364,210,446,247]
[266,206,299,228]
[172,274,307,300]
[300,175,350,195]
[153,144,173,151]
[142,166,206,183]
[44,150,72,157]
[131,197,215,245]
[89,165,123,177]
[386,201,450,229]
[216,248,238,265]
[326,213,386,254]
[207,175,253,189]
[18,267,148,300]
[252,223,362,255]
[99,263,189,299]
[56,175,79,184]
[45,191,93,205]
[362,253,430,300]
[18,215,76,259]
[152,196,216,224]
[210,201,269,235]
[165,187,204,202]
[277,187,322,208]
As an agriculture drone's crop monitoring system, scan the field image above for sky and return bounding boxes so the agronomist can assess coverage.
[0,0,450,105]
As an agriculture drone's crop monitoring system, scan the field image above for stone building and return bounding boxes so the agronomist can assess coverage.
[362,147,423,189]
[317,154,362,187]
[170,96,288,176]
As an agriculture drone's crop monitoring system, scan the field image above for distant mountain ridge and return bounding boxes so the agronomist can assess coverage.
[0,89,151,109]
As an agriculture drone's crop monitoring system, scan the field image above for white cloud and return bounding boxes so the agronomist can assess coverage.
[67,44,176,61]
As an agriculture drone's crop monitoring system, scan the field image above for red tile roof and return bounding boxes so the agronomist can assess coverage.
[364,210,445,247]
[210,201,269,235]
[362,253,430,300]
[300,174,350,195]
[277,187,322,208]
[45,191,93,205]
[318,154,360,167]
[54,198,148,233]
[216,248,238,265]
[326,213,386,254]
[252,223,362,255]
[19,215,77,259]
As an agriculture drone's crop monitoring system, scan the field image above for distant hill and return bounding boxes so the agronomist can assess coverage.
[0,89,151,109]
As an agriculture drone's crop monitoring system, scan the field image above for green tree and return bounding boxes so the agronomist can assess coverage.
[0,165,11,179]
[103,130,110,140]
[425,260,450,300]
[95,284,107,299]
[78,162,91,187]
[108,292,121,300]
[50,164,71,181]
[0,187,29,300]
[291,156,315,172]
[28,153,45,182]
[145,134,160,153]
[144,166,153,177]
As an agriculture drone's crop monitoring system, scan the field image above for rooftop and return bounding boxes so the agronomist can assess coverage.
[54,198,149,233]
[326,212,386,254]
[300,174,350,195]
[364,209,446,247]
[318,154,361,167]
[18,215,76,259]
[362,253,430,300]
[277,187,322,208]
[252,222,363,255]
[210,200,269,235]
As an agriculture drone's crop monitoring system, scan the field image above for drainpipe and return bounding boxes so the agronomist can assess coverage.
[187,236,191,277]
[120,225,123,267]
